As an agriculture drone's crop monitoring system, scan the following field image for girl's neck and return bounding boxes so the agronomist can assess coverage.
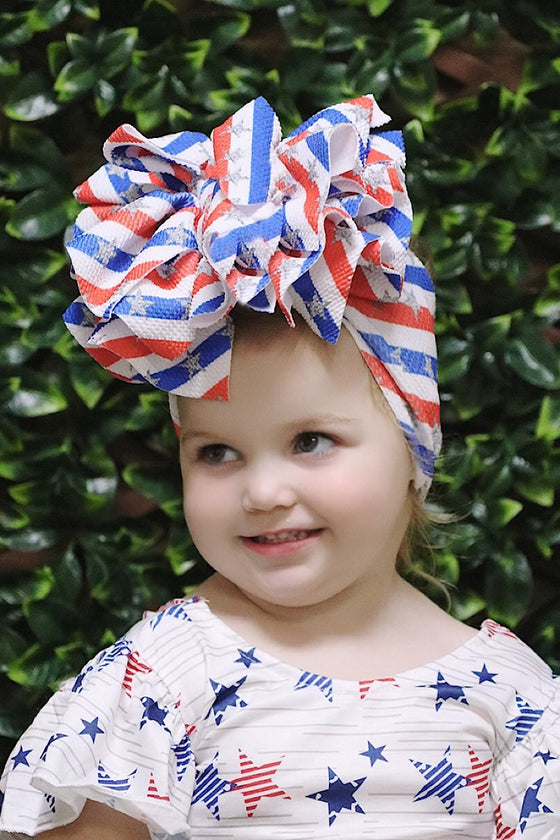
[195,573,476,681]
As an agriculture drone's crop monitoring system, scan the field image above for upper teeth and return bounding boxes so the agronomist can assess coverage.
[253,530,311,544]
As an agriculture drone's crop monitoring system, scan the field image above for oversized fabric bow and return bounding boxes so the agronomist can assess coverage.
[63,95,440,496]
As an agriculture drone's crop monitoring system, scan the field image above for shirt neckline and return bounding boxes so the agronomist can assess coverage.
[184,595,498,686]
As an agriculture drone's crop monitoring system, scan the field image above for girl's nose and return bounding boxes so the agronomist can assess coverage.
[241,461,297,513]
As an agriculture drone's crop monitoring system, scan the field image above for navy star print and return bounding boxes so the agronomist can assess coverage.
[472,664,498,684]
[307,768,366,826]
[207,677,247,725]
[411,746,469,815]
[360,742,388,766]
[79,716,104,742]
[11,746,32,769]
[506,695,544,742]
[40,733,67,761]
[191,753,236,820]
[535,750,557,765]
[427,671,469,711]
[235,647,261,668]
[140,697,172,734]
[519,778,553,831]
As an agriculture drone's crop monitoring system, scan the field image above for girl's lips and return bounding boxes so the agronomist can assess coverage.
[240,529,323,557]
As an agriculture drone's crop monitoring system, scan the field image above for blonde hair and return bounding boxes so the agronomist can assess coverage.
[397,495,451,608]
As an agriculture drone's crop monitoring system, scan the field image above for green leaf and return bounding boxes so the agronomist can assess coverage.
[54,58,97,99]
[208,14,251,52]
[504,331,560,389]
[0,12,32,47]
[53,548,83,602]
[7,645,64,687]
[28,0,72,32]
[93,78,117,116]
[494,498,524,526]
[5,184,74,240]
[122,461,182,514]
[97,27,138,77]
[437,336,472,384]
[68,352,111,408]
[485,550,532,626]
[3,72,60,121]
[47,39,70,77]
[392,62,435,118]
[537,395,560,441]
[0,529,58,552]
[397,20,441,63]
[367,0,393,16]
[7,375,68,416]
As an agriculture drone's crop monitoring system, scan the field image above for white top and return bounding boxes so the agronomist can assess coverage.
[1,596,559,839]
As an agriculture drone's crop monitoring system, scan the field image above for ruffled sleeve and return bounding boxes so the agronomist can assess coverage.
[0,623,197,837]
[491,671,560,838]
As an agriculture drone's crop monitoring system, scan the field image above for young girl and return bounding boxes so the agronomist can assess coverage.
[0,95,558,840]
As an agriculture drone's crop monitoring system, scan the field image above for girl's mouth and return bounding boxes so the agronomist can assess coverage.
[249,530,317,545]
[240,529,323,556]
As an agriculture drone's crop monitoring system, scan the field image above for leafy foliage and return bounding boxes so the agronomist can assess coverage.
[0,0,559,763]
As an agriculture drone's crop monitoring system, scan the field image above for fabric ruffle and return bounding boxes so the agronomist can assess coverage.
[0,633,194,836]
[491,680,560,839]
[62,95,440,496]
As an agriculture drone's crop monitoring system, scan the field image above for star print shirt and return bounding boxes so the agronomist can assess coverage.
[0,596,559,839]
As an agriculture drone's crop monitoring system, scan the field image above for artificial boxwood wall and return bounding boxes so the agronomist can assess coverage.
[0,0,559,763]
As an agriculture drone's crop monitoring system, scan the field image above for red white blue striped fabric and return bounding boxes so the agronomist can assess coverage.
[63,95,440,496]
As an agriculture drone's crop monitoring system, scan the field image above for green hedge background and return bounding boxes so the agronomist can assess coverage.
[1,0,559,765]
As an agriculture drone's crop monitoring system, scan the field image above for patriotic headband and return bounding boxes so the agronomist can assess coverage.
[63,95,440,497]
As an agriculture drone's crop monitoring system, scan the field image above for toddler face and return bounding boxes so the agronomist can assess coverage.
[178,318,414,612]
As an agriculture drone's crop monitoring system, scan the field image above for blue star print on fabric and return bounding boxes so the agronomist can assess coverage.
[97,638,132,670]
[207,677,248,726]
[71,664,94,693]
[191,753,236,820]
[410,746,470,815]
[11,746,32,769]
[140,696,172,734]
[294,671,333,702]
[307,768,366,826]
[534,750,557,765]
[472,664,498,684]
[360,742,388,767]
[235,647,261,668]
[150,600,196,631]
[79,716,104,742]
[98,761,137,792]
[505,695,544,742]
[40,733,67,761]
[172,732,193,782]
[519,778,553,832]
[427,671,469,711]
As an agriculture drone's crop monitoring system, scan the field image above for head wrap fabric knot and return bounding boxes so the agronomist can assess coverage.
[63,94,440,497]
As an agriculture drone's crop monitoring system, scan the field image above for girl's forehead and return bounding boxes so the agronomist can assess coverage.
[178,319,389,428]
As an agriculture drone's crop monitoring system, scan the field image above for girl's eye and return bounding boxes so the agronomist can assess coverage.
[199,444,239,464]
[294,432,334,455]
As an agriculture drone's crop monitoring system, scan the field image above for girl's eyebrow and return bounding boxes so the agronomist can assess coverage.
[180,429,216,443]
[181,414,354,443]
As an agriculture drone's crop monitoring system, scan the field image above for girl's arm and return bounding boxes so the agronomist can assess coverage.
[28,801,151,840]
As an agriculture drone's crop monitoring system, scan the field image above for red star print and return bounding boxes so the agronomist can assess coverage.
[123,650,153,698]
[485,620,517,640]
[230,750,291,817]
[467,746,492,813]
[147,771,170,801]
[358,677,398,700]
[494,801,516,839]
